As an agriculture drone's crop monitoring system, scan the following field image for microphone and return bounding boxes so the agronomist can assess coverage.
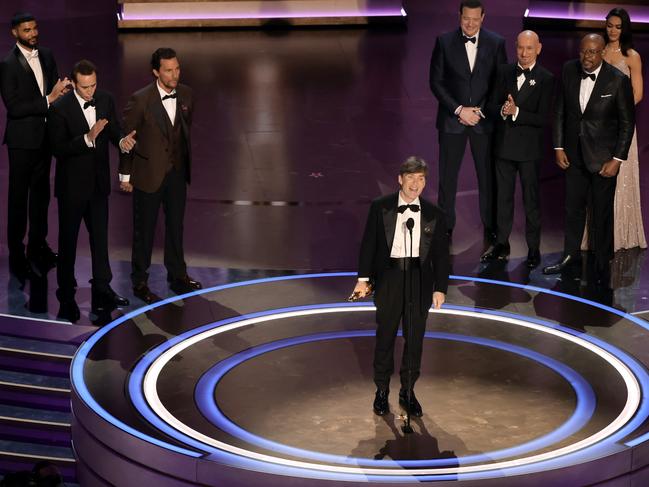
[406,218,414,232]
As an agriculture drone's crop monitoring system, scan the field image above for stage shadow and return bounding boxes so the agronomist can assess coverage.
[349,412,458,472]
[457,261,532,310]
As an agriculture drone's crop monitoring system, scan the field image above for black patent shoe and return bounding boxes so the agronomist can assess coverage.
[169,275,203,295]
[480,242,510,262]
[92,288,130,313]
[373,389,389,416]
[399,389,423,417]
[542,254,580,275]
[133,283,161,305]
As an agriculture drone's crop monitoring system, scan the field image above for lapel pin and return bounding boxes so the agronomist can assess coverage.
[529,79,536,86]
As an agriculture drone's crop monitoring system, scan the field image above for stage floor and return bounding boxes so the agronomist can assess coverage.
[71,273,649,485]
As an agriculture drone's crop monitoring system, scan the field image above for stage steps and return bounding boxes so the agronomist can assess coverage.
[0,315,95,484]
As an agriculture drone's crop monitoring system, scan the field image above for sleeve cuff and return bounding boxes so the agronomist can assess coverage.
[119,173,130,182]
[511,106,520,121]
[357,277,370,282]
[454,105,463,116]
[613,157,624,162]
[84,134,94,148]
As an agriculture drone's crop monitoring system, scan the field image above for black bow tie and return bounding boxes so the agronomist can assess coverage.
[581,72,596,81]
[398,204,420,214]
[83,99,95,109]
[516,66,531,77]
[162,93,177,101]
[463,36,476,44]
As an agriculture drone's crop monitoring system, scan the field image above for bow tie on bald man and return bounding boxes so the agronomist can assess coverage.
[398,204,420,213]
[516,66,531,77]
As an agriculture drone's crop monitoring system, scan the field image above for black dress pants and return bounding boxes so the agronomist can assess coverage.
[438,130,493,231]
[495,157,541,249]
[57,192,112,301]
[373,266,428,391]
[7,148,52,258]
[564,160,617,269]
[131,167,187,286]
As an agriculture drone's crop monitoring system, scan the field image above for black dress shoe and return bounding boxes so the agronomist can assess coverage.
[399,389,423,417]
[92,288,130,313]
[542,254,580,275]
[373,389,389,416]
[27,244,57,271]
[133,283,160,304]
[57,299,80,323]
[526,249,541,269]
[169,275,203,295]
[480,242,510,262]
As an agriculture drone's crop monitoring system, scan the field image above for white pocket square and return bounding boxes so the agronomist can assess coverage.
[601,94,612,98]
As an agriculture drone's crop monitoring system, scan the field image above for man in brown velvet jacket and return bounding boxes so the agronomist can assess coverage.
[119,47,202,304]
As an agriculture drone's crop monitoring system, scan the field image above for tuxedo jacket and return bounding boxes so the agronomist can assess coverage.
[48,90,123,201]
[358,193,450,313]
[553,60,635,173]
[0,45,59,149]
[429,28,507,135]
[487,62,554,162]
[119,82,193,193]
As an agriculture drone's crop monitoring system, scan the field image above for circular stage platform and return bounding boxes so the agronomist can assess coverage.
[70,273,649,486]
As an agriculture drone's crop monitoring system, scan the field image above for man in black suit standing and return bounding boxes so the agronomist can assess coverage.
[48,60,134,322]
[481,31,554,268]
[429,0,506,240]
[0,12,70,281]
[119,48,202,304]
[543,34,635,280]
[351,157,449,417]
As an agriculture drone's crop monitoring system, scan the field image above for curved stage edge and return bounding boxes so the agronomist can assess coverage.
[70,273,649,486]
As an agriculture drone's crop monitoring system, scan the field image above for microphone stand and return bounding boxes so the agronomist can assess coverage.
[402,217,415,434]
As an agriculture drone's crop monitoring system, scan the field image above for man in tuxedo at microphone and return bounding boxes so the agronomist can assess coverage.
[429,0,506,240]
[543,34,634,280]
[352,157,449,417]
[48,60,135,322]
[481,31,554,268]
[0,12,71,281]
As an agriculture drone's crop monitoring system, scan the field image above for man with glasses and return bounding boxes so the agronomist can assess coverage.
[543,33,635,282]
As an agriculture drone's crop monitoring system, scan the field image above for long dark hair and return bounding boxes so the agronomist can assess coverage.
[605,8,634,56]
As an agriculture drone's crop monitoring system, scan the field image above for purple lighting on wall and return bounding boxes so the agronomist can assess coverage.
[526,1,649,23]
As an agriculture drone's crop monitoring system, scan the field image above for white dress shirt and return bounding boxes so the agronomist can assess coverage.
[157,81,177,126]
[579,63,602,113]
[16,43,44,96]
[390,194,421,258]
[74,91,96,148]
[464,30,479,72]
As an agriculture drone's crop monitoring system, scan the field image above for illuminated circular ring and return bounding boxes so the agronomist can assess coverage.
[130,304,646,478]
[193,329,596,467]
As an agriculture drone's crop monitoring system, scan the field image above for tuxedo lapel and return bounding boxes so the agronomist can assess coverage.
[37,54,49,92]
[382,194,398,251]
[515,66,538,106]
[14,46,41,95]
[452,30,472,77]
[583,63,612,116]
[148,84,169,139]
[473,35,488,78]
[71,98,90,132]
[419,203,437,263]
